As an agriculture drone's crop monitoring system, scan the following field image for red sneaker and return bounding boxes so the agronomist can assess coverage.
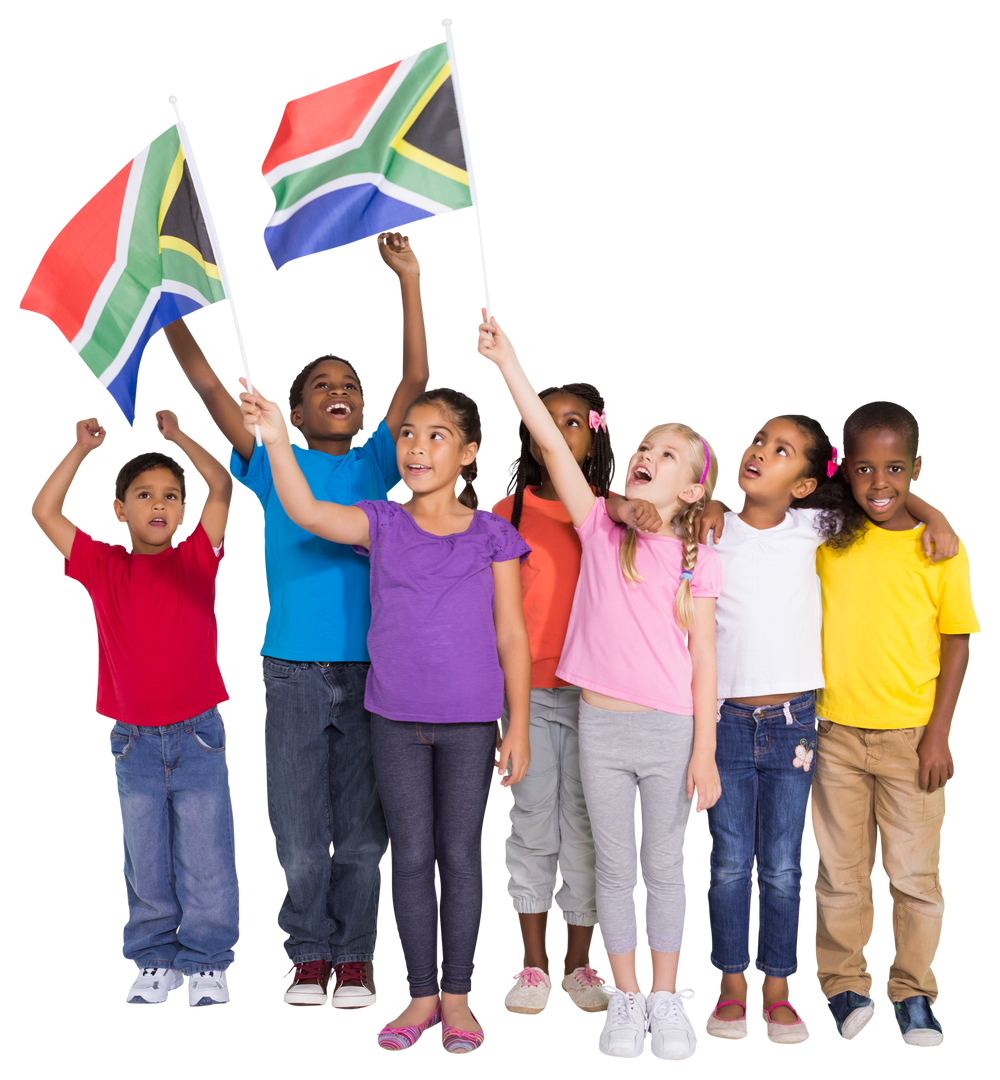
[284,960,333,1005]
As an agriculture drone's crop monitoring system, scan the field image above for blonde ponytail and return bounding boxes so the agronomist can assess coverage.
[673,504,700,630]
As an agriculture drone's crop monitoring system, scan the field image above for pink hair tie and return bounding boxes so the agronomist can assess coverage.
[588,409,607,433]
[826,447,839,479]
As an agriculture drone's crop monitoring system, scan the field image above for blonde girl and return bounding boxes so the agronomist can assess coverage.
[479,313,721,1061]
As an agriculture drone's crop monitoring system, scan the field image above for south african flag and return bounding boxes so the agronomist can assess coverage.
[21,126,225,423]
[262,42,472,268]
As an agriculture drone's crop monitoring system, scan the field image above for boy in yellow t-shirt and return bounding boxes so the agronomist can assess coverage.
[813,401,978,1048]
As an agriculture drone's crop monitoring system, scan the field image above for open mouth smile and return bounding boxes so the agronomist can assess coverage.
[868,495,894,511]
[630,465,652,485]
[149,517,167,527]
[325,401,353,418]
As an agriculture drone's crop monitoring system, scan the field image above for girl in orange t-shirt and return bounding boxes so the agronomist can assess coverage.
[492,382,615,1016]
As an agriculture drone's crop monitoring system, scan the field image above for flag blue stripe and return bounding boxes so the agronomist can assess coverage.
[106,291,207,423]
[264,184,434,268]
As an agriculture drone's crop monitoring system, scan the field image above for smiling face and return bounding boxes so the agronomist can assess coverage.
[396,403,478,495]
[529,393,593,470]
[624,426,705,515]
[845,427,921,529]
[291,360,364,444]
[739,417,818,506]
[114,466,185,551]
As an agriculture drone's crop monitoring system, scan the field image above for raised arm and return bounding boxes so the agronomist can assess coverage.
[378,233,429,438]
[155,410,233,548]
[239,382,370,548]
[477,312,595,527]
[32,418,105,558]
[906,493,958,562]
[163,319,255,463]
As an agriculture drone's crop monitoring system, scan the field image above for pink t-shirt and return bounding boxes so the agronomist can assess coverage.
[556,498,723,714]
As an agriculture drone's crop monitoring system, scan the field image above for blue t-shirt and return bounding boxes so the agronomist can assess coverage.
[232,420,398,661]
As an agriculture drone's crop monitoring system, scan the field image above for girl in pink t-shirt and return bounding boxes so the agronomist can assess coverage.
[479,314,721,1062]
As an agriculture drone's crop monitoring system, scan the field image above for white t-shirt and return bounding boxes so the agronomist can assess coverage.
[712,508,825,699]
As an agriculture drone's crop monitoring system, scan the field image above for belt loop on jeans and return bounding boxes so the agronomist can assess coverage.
[716,698,723,722]
[783,701,794,725]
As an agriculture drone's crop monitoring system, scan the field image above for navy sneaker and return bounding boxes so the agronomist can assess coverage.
[828,990,875,1039]
[893,996,943,1046]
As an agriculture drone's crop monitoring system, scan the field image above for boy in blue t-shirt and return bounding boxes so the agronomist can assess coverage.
[165,232,428,1006]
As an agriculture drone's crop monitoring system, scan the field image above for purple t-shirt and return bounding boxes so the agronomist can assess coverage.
[354,500,530,723]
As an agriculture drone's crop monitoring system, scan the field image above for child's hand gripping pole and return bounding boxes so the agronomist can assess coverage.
[238,379,289,447]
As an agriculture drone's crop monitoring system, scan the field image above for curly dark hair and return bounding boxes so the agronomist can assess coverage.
[406,388,482,510]
[115,453,185,502]
[288,355,364,412]
[506,383,614,530]
[776,414,841,539]
[803,401,920,549]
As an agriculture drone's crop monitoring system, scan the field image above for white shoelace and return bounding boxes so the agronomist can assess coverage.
[648,988,695,1028]
[608,989,645,1028]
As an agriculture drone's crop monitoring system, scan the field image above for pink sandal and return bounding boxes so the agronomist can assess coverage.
[706,999,748,1039]
[442,1011,484,1053]
[377,1000,442,1050]
[763,1001,809,1044]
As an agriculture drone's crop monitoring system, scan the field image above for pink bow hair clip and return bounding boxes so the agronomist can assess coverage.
[826,447,839,479]
[589,409,607,433]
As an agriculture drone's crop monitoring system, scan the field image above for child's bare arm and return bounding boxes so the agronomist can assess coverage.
[163,319,256,463]
[493,557,531,786]
[239,382,370,547]
[698,499,731,544]
[687,596,721,812]
[906,494,958,562]
[378,233,430,439]
[156,410,233,549]
[606,495,663,533]
[918,633,970,793]
[32,419,106,559]
[478,312,595,527]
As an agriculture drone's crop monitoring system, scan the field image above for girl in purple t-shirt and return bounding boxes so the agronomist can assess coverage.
[240,382,531,1054]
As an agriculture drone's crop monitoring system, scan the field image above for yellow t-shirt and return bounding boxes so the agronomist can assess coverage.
[816,522,979,729]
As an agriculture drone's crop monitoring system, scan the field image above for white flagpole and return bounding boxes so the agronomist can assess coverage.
[168,96,261,446]
[442,18,492,318]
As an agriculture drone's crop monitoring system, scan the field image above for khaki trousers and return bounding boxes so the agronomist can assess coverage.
[812,721,944,1003]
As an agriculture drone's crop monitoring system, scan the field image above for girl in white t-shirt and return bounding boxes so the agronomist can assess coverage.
[700,414,956,1046]
[480,313,721,1062]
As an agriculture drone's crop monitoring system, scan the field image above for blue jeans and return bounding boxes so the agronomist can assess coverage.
[707,692,817,977]
[111,707,238,974]
[263,658,388,965]
[371,715,496,996]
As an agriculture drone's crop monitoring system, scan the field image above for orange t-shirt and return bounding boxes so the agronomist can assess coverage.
[493,487,583,688]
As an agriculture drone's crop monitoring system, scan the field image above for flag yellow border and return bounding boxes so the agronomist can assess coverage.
[391,61,470,187]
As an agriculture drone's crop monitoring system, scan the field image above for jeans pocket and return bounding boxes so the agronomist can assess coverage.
[110,730,133,762]
[191,714,226,753]
[263,657,298,680]
[817,718,834,736]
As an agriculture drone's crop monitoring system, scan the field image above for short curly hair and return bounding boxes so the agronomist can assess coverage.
[288,355,365,411]
[115,453,186,502]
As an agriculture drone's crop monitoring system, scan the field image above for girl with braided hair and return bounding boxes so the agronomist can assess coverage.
[479,312,721,1062]
[492,384,614,1017]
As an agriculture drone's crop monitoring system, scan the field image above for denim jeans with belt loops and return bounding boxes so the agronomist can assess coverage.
[111,707,239,973]
[707,691,817,977]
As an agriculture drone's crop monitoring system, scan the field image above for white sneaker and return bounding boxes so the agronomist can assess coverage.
[505,967,552,1014]
[188,968,230,1006]
[599,990,647,1057]
[647,989,697,1060]
[127,966,183,1004]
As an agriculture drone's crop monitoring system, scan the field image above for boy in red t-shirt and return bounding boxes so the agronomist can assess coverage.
[33,411,238,1007]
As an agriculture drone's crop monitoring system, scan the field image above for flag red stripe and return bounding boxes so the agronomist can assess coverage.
[262,61,400,175]
[20,159,133,342]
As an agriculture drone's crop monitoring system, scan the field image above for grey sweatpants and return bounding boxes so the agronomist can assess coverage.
[577,701,694,955]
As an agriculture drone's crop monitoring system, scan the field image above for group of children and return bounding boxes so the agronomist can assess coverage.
[32,235,978,1059]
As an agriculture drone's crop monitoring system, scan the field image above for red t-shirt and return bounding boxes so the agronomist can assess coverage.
[493,487,583,688]
[66,523,229,725]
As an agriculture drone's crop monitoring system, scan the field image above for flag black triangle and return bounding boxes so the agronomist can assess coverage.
[160,160,217,265]
[403,76,466,172]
